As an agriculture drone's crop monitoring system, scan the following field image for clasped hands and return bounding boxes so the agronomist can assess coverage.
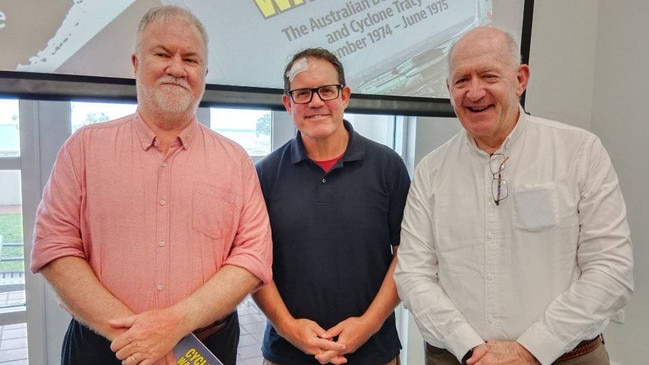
[108,308,185,365]
[281,316,378,365]
[465,341,541,365]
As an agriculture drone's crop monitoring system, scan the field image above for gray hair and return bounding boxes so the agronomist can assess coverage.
[135,5,208,57]
[447,27,521,75]
[501,31,522,66]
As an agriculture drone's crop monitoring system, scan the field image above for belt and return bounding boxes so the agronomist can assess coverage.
[424,334,603,364]
[555,334,603,362]
[193,313,232,340]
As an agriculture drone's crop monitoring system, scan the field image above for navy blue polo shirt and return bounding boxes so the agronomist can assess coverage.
[255,121,411,365]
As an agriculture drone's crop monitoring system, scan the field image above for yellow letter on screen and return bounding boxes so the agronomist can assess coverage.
[253,0,306,19]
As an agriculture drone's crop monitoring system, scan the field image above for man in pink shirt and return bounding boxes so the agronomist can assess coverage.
[30,5,272,365]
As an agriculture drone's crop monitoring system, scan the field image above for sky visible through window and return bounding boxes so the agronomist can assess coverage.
[0,99,19,157]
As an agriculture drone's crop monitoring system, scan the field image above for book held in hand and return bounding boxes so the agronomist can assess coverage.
[174,333,223,365]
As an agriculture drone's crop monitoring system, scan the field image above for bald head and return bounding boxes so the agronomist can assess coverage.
[448,27,521,76]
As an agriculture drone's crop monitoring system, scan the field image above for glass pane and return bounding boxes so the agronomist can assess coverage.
[70,101,137,132]
[345,113,396,149]
[210,108,271,157]
[0,99,20,158]
[0,170,24,312]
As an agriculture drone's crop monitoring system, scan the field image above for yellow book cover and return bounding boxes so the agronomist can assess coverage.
[174,333,223,365]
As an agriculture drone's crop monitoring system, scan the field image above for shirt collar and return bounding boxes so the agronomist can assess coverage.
[290,120,365,164]
[500,106,527,152]
[133,111,199,151]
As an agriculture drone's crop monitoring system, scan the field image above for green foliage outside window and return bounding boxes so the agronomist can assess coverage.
[256,114,271,137]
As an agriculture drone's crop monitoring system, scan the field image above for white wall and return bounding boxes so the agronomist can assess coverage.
[524,0,598,129]
[523,0,648,364]
[411,116,463,168]
[589,1,649,363]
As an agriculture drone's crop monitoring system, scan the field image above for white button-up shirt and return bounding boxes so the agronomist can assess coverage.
[394,108,634,365]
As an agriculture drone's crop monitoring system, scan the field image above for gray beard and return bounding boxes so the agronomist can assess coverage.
[138,83,197,115]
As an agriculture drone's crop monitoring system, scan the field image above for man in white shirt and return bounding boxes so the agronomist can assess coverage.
[394,26,634,365]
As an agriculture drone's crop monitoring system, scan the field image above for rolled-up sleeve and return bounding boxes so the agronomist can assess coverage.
[223,154,273,286]
[31,135,86,273]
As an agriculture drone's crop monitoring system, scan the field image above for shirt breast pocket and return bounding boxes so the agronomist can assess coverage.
[192,183,236,240]
[513,183,559,231]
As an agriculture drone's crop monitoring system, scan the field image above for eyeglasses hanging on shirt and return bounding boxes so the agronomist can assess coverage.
[489,153,509,206]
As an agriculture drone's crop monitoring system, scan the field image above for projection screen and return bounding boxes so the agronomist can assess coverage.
[0,0,533,115]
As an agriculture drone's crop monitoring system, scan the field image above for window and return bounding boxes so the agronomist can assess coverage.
[210,107,272,157]
[70,101,137,132]
[346,113,398,150]
[0,99,24,314]
[0,99,27,364]
[0,171,24,312]
[0,99,20,158]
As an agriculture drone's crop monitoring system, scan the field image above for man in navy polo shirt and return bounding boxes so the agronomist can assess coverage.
[254,48,411,365]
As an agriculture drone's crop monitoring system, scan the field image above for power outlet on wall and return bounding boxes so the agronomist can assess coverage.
[611,309,625,324]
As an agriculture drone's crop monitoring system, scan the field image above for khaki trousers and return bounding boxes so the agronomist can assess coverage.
[424,341,610,365]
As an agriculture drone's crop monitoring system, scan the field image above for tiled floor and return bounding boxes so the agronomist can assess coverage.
[0,323,27,365]
[0,289,27,364]
[0,295,266,365]
[236,296,267,365]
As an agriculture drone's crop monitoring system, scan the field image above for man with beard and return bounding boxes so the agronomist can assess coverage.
[30,6,273,365]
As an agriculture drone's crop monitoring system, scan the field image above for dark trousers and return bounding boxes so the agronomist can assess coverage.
[263,356,400,365]
[61,312,239,365]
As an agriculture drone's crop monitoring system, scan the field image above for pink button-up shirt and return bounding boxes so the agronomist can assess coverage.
[31,112,272,313]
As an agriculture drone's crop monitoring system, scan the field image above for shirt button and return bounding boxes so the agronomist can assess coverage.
[159,199,167,206]
[162,162,168,168]
[157,284,164,291]
[158,241,165,247]
[322,178,327,183]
